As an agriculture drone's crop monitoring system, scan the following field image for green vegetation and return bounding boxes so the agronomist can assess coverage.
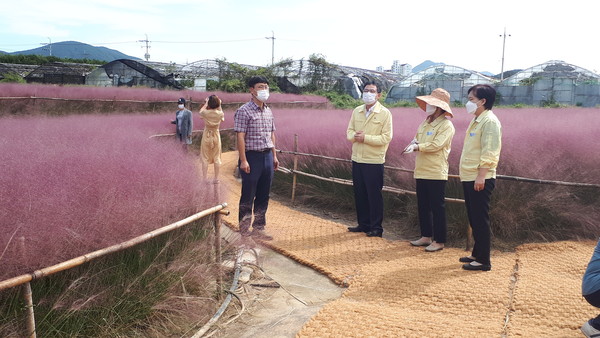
[0,54,104,65]
[0,72,25,83]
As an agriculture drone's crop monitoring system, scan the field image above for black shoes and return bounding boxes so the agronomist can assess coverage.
[366,230,383,237]
[462,263,491,271]
[348,227,382,237]
[459,256,476,263]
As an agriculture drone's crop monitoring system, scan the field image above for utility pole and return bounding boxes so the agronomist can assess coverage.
[138,34,151,61]
[40,37,52,56]
[499,27,511,81]
[265,31,275,66]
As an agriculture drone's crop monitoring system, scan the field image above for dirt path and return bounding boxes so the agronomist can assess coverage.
[215,151,597,337]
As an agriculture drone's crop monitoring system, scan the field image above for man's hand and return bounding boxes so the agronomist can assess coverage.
[240,160,250,174]
[354,131,365,143]
[273,156,279,171]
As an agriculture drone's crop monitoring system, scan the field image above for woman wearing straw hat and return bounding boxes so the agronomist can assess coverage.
[404,88,455,252]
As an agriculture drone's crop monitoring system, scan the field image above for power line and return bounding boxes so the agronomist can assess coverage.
[152,38,264,44]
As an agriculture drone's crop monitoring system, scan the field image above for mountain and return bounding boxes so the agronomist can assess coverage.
[412,60,445,73]
[9,41,140,62]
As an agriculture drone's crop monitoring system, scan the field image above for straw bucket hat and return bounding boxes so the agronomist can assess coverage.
[415,88,453,117]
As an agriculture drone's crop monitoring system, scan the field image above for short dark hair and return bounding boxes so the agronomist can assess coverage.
[248,76,269,88]
[362,80,382,93]
[207,95,221,109]
[468,84,496,110]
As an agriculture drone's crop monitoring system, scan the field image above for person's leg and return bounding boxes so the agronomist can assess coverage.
[416,179,433,238]
[252,152,274,230]
[214,162,221,182]
[352,162,371,230]
[202,160,208,180]
[238,152,261,233]
[430,180,447,244]
[462,181,476,260]
[465,179,495,266]
[363,163,384,234]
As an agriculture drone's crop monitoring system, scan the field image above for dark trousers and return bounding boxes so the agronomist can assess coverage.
[462,179,495,265]
[239,151,274,231]
[352,161,384,232]
[416,179,447,243]
[585,290,600,329]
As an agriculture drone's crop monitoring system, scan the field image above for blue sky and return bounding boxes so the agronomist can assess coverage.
[1,0,598,74]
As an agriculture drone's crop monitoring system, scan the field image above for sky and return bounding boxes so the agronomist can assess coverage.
[1,0,599,75]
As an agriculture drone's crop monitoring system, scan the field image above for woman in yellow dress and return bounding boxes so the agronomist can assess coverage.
[199,95,224,182]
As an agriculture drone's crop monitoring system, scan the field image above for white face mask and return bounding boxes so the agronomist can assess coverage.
[256,89,269,102]
[425,103,437,114]
[465,100,480,114]
[178,104,185,109]
[362,92,377,105]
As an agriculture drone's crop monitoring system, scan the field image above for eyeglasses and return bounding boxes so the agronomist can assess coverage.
[363,89,377,94]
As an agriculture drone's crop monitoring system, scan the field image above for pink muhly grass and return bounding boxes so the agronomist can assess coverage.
[270,106,600,240]
[0,83,328,104]
[0,114,220,281]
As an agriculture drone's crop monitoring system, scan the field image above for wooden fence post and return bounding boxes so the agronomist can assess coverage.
[19,237,36,338]
[465,224,472,252]
[291,134,299,205]
[214,213,222,300]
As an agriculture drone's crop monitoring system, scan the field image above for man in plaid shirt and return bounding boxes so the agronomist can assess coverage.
[233,76,279,240]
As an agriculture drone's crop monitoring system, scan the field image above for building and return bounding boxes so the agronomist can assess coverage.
[24,62,94,85]
[496,60,600,107]
[85,59,182,89]
[391,61,412,76]
[385,64,493,104]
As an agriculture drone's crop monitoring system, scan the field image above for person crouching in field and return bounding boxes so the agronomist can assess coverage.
[199,95,225,183]
[459,84,502,271]
[346,81,393,238]
[404,88,455,252]
[171,97,193,152]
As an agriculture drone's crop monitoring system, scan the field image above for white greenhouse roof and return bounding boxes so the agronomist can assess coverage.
[500,60,600,86]
[395,64,494,87]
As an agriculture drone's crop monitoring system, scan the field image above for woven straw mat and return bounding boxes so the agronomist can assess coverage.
[217,151,597,337]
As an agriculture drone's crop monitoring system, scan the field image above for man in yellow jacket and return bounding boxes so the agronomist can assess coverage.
[346,81,393,237]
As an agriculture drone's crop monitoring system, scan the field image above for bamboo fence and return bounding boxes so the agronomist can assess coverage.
[0,203,229,337]
[275,134,600,253]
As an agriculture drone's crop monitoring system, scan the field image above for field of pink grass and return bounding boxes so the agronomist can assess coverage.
[0,83,328,104]
[0,114,221,281]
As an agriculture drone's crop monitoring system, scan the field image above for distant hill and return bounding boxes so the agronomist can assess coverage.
[412,60,445,73]
[9,41,140,62]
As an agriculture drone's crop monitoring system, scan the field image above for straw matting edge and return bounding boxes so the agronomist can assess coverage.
[222,219,350,286]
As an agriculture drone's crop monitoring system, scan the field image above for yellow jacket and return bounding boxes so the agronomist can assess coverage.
[346,101,393,164]
[459,110,502,181]
[414,115,455,180]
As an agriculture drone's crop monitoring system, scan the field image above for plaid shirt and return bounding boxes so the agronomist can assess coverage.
[234,100,276,151]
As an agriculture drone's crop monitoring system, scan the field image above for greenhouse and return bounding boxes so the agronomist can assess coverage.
[496,60,600,107]
[174,58,400,98]
[385,64,494,104]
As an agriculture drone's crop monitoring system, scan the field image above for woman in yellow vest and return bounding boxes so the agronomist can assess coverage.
[459,84,502,271]
[404,88,455,252]
[199,95,225,183]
